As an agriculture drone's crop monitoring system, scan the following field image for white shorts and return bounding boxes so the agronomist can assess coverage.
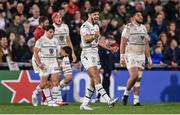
[125,54,145,69]
[81,52,101,70]
[39,62,60,77]
[58,56,72,76]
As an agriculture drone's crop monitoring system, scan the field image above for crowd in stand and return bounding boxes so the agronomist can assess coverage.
[0,0,180,68]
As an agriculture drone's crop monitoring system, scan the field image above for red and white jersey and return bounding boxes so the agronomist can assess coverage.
[53,23,70,47]
[35,35,58,64]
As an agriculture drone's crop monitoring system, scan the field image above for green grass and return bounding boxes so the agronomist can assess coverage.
[0,102,180,114]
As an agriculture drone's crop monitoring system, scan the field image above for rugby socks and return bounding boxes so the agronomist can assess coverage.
[133,95,139,104]
[124,89,130,96]
[51,86,63,102]
[82,86,95,106]
[33,85,42,95]
[43,88,52,102]
[95,84,111,102]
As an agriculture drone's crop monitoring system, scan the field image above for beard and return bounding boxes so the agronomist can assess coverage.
[91,17,99,25]
[136,19,143,24]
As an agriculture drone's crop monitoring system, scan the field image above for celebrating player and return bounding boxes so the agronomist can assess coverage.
[80,7,118,110]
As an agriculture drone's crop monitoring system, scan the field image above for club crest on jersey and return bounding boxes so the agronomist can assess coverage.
[49,48,54,55]
[141,36,144,40]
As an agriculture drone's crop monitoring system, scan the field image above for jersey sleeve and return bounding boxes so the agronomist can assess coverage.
[65,25,70,37]
[80,26,90,36]
[121,25,130,39]
[34,39,41,49]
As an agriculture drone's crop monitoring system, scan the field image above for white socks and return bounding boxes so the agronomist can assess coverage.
[82,86,95,106]
[42,88,52,102]
[124,89,130,96]
[133,95,139,104]
[95,84,111,102]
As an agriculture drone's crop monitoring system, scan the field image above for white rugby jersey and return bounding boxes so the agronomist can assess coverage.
[35,35,58,63]
[80,21,100,49]
[53,23,69,46]
[121,23,150,45]
[121,23,150,54]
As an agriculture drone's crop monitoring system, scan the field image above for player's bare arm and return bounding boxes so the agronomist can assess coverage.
[120,36,127,66]
[34,47,45,70]
[98,39,115,53]
[66,36,77,62]
[145,38,152,69]
[83,31,100,43]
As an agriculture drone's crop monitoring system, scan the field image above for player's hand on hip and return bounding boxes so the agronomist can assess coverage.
[147,57,152,69]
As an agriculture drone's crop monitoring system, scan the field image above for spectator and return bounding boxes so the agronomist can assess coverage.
[100,2,113,20]
[68,0,79,15]
[159,32,168,49]
[114,4,127,26]
[58,3,72,26]
[0,35,11,62]
[152,13,167,36]
[28,4,40,30]
[164,39,180,67]
[151,46,164,64]
[15,2,26,22]
[145,22,158,47]
[144,0,155,18]
[100,18,110,36]
[70,10,84,32]
[167,21,180,45]
[29,0,45,15]
[0,9,9,31]
[11,35,32,62]
[6,14,24,35]
[164,0,178,21]
[80,0,91,20]
[22,20,33,43]
[108,18,119,36]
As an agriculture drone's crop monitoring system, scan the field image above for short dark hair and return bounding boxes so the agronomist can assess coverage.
[88,6,100,14]
[130,10,142,18]
[44,25,55,31]
[62,46,72,56]
[39,16,48,24]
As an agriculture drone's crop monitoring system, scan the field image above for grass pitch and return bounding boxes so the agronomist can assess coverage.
[0,102,180,114]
